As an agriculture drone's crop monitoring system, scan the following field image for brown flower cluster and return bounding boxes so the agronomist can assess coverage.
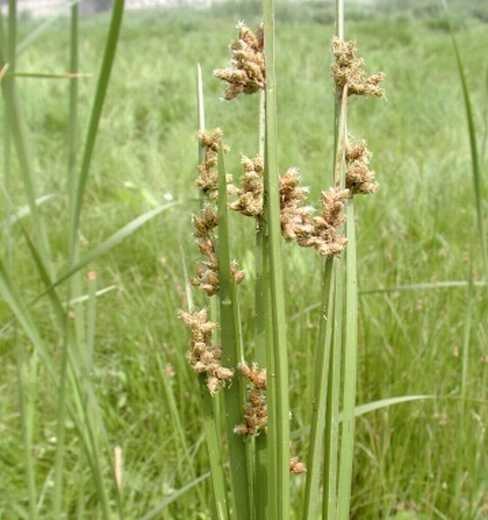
[331,37,385,97]
[214,23,265,101]
[196,128,223,199]
[192,206,244,296]
[289,456,306,475]
[192,206,220,296]
[179,309,234,394]
[346,140,378,195]
[230,155,264,217]
[234,362,267,436]
[279,168,314,241]
[298,187,349,257]
[279,170,349,257]
[231,162,348,257]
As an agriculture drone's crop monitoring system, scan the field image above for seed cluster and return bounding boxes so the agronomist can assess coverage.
[179,309,234,394]
[331,37,385,98]
[196,128,223,199]
[279,168,314,241]
[214,23,265,101]
[289,456,307,475]
[231,161,348,257]
[234,362,267,437]
[230,155,264,217]
[192,206,220,296]
[345,140,378,195]
[296,187,349,257]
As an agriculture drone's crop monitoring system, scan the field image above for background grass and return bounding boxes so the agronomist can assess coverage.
[1,3,487,518]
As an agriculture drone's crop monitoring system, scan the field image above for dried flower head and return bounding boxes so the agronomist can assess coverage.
[192,206,220,296]
[179,309,234,394]
[279,167,313,241]
[214,23,265,101]
[289,456,307,475]
[295,187,349,257]
[234,362,267,437]
[192,204,244,296]
[230,155,265,217]
[345,140,378,195]
[196,128,224,199]
[331,37,385,97]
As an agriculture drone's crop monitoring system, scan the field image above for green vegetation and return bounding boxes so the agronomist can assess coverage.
[1,3,487,519]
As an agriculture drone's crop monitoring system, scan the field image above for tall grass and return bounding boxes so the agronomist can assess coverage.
[2,2,487,519]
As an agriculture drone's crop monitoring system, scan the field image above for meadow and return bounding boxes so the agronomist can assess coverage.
[1,2,487,518]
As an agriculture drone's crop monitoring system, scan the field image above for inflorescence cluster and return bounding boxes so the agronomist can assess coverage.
[231,161,349,257]
[179,309,234,394]
[234,362,268,437]
[214,23,265,101]
[331,37,384,98]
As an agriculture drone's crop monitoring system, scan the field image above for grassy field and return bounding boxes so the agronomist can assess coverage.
[1,3,488,519]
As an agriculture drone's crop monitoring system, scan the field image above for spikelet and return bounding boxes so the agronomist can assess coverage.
[214,23,265,101]
[294,187,349,257]
[279,168,314,241]
[234,362,267,436]
[345,139,378,195]
[331,37,384,98]
[179,309,234,394]
[289,456,307,475]
[192,206,220,296]
[196,128,223,199]
[230,155,264,217]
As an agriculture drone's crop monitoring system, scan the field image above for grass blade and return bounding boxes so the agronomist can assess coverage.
[70,0,125,258]
[140,472,211,520]
[34,202,177,303]
[445,8,488,275]
[350,395,433,418]
[15,334,38,520]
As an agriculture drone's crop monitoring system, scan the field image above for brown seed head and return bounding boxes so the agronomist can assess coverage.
[179,309,234,394]
[331,37,385,98]
[345,139,378,195]
[214,23,265,100]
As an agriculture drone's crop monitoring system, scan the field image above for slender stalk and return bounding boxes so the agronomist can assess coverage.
[15,335,38,520]
[217,147,251,520]
[5,0,15,197]
[302,257,335,520]
[0,7,51,271]
[337,201,358,519]
[254,90,268,520]
[262,1,290,517]
[445,3,488,277]
[323,260,344,519]
[68,2,79,224]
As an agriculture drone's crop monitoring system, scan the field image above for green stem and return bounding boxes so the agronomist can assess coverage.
[337,201,358,519]
[262,0,290,517]
[15,338,38,520]
[302,257,335,520]
[323,259,344,519]
[217,147,251,520]
[253,89,268,520]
